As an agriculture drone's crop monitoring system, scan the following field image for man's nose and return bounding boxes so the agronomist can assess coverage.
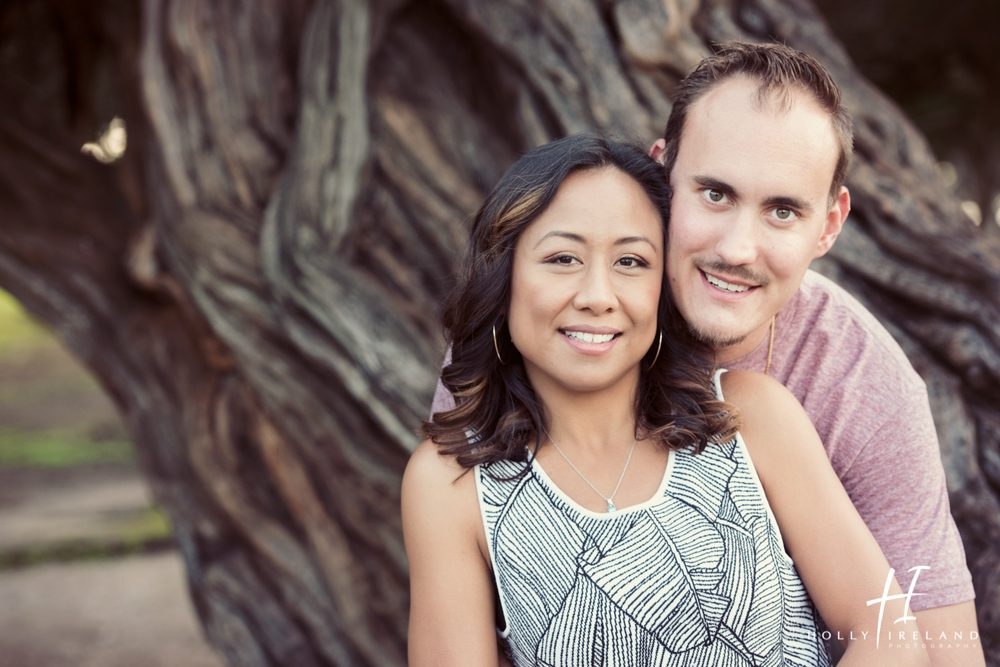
[572,265,617,313]
[713,209,759,266]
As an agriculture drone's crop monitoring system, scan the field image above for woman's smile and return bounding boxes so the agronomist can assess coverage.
[559,326,622,355]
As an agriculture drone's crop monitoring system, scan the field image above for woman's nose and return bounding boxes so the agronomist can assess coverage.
[572,265,617,313]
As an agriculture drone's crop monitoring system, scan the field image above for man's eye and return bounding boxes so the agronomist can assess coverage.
[703,189,727,204]
[773,207,797,222]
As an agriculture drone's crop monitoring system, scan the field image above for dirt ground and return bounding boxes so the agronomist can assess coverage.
[0,552,224,667]
[0,305,223,666]
[0,464,150,553]
[0,463,224,667]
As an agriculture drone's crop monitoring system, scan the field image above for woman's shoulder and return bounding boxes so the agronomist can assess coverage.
[719,369,799,415]
[402,439,481,528]
[406,438,466,481]
[718,370,818,463]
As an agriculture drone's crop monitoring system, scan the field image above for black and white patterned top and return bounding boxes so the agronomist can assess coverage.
[474,372,831,666]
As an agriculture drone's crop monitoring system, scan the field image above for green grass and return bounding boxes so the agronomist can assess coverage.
[0,507,174,570]
[119,506,173,546]
[0,428,134,468]
[0,290,48,353]
[0,289,157,570]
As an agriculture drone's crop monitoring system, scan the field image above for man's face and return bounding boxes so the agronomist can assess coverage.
[657,75,850,361]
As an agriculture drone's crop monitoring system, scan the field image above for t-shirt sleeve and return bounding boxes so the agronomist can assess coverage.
[777,273,975,611]
[836,384,974,610]
[428,344,456,419]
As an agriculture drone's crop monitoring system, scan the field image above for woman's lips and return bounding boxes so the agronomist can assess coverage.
[559,327,621,354]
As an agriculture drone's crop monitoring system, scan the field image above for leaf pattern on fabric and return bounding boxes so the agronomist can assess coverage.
[478,438,831,667]
[746,510,828,666]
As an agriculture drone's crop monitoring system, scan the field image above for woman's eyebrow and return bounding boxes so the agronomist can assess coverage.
[532,230,585,248]
[615,236,656,249]
[533,231,656,249]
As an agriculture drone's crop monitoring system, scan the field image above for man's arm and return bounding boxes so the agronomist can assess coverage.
[915,602,984,667]
[777,274,982,665]
[827,388,983,666]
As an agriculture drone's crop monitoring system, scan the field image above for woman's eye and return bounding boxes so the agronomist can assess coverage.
[617,256,648,268]
[548,254,578,266]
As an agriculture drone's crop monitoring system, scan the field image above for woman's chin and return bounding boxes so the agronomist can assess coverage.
[548,368,642,398]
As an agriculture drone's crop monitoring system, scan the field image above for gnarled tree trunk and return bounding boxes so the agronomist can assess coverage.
[0,0,997,664]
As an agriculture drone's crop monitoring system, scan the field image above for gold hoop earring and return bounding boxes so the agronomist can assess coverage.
[492,324,506,364]
[646,330,663,369]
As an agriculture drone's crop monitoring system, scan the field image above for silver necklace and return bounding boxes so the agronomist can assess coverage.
[546,432,638,513]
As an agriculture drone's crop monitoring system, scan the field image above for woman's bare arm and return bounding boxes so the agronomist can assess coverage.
[722,371,930,666]
[402,439,499,667]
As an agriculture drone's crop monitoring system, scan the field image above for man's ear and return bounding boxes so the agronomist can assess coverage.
[815,186,850,258]
[649,138,667,163]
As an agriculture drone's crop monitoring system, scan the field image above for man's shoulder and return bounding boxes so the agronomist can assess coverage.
[782,270,922,390]
[794,270,893,336]
[773,270,932,469]
[793,269,891,332]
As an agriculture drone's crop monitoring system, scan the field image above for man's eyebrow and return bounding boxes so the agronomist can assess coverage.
[694,175,814,214]
[693,176,737,198]
[763,195,813,215]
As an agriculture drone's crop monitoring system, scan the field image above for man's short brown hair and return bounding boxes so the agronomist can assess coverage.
[662,41,854,200]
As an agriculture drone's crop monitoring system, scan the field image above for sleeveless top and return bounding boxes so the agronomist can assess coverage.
[474,371,831,666]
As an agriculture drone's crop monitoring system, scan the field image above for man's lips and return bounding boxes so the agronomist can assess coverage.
[694,260,768,296]
[703,271,755,293]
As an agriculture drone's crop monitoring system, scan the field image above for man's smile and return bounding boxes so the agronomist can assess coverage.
[704,272,751,293]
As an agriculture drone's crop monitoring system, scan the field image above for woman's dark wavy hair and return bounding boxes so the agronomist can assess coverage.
[424,134,739,469]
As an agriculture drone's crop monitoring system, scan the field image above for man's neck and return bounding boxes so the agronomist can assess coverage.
[713,318,773,366]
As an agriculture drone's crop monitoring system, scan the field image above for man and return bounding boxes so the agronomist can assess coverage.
[431,42,982,665]
[648,42,980,665]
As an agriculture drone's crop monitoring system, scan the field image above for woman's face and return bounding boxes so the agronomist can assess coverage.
[508,166,664,398]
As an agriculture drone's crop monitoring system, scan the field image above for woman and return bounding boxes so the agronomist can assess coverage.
[402,135,928,666]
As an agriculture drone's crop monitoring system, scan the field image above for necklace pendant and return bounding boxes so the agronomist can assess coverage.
[606,500,617,513]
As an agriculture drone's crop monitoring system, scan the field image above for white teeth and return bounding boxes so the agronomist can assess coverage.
[705,273,750,293]
[564,330,615,344]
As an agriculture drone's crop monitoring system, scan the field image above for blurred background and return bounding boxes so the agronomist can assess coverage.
[0,0,996,665]
[0,291,222,666]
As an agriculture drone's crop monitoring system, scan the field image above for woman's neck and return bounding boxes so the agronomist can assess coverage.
[532,375,640,454]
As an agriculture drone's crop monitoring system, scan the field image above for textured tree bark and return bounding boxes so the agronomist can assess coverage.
[0,0,997,664]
